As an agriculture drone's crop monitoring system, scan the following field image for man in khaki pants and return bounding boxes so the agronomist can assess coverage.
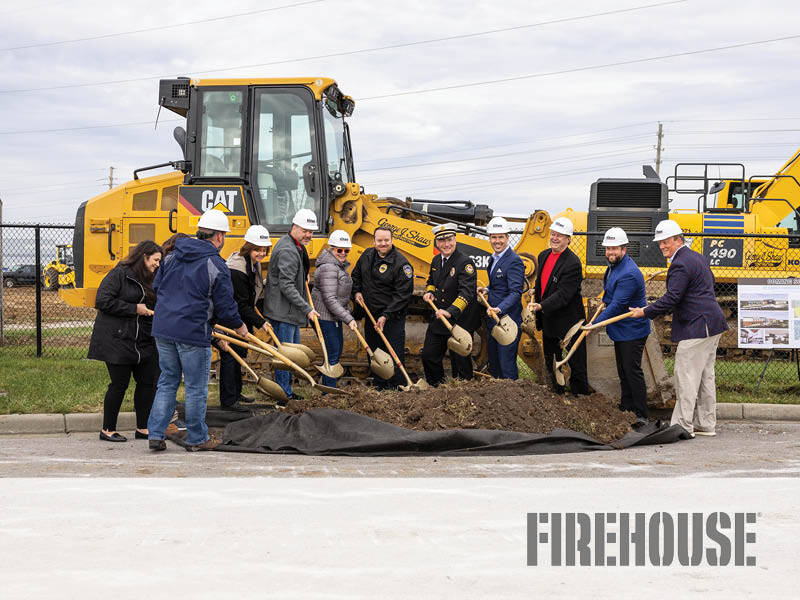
[630,220,728,437]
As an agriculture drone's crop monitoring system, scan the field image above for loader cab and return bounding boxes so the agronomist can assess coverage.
[159,77,355,235]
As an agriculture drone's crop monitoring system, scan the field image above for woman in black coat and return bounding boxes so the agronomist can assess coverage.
[88,240,162,442]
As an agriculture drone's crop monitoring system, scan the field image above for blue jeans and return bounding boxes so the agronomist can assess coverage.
[318,319,343,388]
[148,338,212,446]
[270,319,300,396]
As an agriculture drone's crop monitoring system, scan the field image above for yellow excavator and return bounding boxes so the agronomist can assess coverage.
[60,76,800,398]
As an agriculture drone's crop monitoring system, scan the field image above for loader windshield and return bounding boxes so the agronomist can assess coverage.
[322,109,352,183]
[252,88,318,228]
[198,90,244,177]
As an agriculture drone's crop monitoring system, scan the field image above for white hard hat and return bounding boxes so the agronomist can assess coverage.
[550,217,574,236]
[432,223,458,240]
[292,208,319,231]
[244,225,272,247]
[486,216,511,234]
[197,208,230,233]
[327,229,352,248]
[653,219,683,242]
[602,227,629,247]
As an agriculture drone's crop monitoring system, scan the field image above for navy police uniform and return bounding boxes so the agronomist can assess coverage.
[351,246,414,389]
[485,248,525,379]
[422,242,479,386]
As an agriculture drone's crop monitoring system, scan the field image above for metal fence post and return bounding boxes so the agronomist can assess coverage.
[35,225,42,357]
[0,198,4,343]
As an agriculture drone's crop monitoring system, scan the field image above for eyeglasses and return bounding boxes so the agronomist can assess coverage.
[334,248,350,254]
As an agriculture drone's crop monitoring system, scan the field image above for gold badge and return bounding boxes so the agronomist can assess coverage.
[464,264,474,274]
[378,264,388,273]
[449,267,455,277]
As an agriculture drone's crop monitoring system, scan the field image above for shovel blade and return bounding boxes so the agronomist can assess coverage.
[313,383,351,396]
[399,378,429,392]
[315,363,345,378]
[284,342,316,361]
[370,349,395,380]
[553,365,566,387]
[521,307,537,336]
[256,377,288,402]
[491,316,519,346]
[560,319,584,350]
[447,325,472,357]
[276,346,311,368]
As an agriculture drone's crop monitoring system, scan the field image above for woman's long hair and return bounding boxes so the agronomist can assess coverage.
[120,240,162,303]
[161,232,190,258]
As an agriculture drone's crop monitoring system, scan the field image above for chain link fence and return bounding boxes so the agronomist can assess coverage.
[1,224,93,358]
[568,231,800,395]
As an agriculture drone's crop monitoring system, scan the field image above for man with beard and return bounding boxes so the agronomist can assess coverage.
[588,227,650,427]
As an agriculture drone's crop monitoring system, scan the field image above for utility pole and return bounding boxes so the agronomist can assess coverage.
[108,166,115,190]
[655,122,664,176]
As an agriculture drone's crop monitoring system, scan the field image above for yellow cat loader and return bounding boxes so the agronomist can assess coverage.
[60,77,554,378]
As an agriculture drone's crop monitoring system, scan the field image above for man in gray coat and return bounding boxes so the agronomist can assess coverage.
[263,208,320,399]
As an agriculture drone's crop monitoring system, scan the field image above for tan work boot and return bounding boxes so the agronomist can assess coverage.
[185,435,221,452]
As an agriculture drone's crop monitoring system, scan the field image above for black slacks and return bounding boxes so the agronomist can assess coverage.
[219,342,247,407]
[364,316,406,390]
[421,326,473,387]
[613,336,649,419]
[542,334,589,395]
[103,356,160,430]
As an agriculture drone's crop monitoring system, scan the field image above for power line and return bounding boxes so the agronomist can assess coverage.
[358,33,800,101]
[0,182,106,196]
[0,119,181,135]
[0,1,686,94]
[0,1,325,52]
[667,129,800,134]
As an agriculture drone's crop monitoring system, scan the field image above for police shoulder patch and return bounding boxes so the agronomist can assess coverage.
[402,264,413,278]
[464,263,475,275]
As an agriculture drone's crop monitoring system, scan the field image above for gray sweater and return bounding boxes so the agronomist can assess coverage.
[311,249,354,324]
[263,234,311,326]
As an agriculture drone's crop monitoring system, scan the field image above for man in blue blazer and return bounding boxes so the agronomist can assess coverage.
[479,217,525,379]
[630,220,727,437]
[591,228,651,427]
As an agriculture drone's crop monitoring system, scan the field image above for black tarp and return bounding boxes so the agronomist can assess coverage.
[210,407,689,456]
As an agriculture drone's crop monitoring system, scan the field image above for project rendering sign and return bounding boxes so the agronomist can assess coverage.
[737,278,800,348]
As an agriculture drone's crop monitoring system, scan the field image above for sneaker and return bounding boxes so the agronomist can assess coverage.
[694,430,716,437]
[185,435,221,452]
[173,418,187,431]
[149,439,167,452]
[165,423,180,436]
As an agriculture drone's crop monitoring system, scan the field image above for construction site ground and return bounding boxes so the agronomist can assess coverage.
[1,421,797,477]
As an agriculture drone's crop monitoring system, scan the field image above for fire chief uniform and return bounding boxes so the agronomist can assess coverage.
[485,248,525,379]
[422,249,478,386]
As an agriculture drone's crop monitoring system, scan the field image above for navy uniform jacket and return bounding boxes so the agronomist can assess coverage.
[426,248,479,334]
[534,247,586,339]
[595,253,651,342]
[643,245,727,342]
[487,248,525,323]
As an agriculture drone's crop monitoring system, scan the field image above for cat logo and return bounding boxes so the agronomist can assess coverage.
[201,189,237,212]
[379,264,388,273]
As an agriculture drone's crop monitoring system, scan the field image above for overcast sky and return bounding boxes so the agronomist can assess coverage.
[1,0,799,225]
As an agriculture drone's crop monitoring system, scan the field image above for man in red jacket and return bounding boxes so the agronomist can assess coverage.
[630,220,727,438]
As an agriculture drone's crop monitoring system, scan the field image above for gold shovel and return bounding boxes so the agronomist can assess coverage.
[218,342,287,403]
[477,291,518,346]
[424,297,472,357]
[351,325,395,380]
[359,298,429,391]
[213,329,350,396]
[553,306,619,387]
[305,281,345,379]
[255,307,316,363]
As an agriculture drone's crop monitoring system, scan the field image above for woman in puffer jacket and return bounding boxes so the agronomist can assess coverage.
[88,240,162,442]
[312,230,357,387]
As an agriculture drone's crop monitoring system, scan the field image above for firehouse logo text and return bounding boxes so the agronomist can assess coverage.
[377,218,431,248]
[527,512,757,567]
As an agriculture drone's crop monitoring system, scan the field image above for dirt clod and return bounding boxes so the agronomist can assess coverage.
[286,379,637,443]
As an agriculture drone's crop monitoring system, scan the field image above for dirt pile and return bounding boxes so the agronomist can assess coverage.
[286,379,636,443]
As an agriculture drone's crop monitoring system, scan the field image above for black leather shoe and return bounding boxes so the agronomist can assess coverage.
[134,430,148,440]
[149,439,167,451]
[99,431,127,442]
[238,394,255,404]
[220,402,250,413]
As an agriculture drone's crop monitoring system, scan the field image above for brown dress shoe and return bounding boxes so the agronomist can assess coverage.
[185,435,221,452]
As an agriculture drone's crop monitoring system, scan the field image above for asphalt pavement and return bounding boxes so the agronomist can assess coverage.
[1,421,798,477]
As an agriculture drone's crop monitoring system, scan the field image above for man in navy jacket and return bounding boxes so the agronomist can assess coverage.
[630,220,727,437]
[591,228,651,425]
[147,209,247,452]
[479,217,525,379]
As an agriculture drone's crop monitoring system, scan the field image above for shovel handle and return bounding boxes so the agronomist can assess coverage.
[477,291,501,324]
[583,310,636,331]
[358,297,413,387]
[305,281,332,367]
[219,340,259,382]
[424,297,454,331]
[351,326,373,357]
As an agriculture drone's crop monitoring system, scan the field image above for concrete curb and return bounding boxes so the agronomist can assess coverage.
[0,404,799,435]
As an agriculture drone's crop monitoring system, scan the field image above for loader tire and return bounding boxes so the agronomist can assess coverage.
[44,268,59,291]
